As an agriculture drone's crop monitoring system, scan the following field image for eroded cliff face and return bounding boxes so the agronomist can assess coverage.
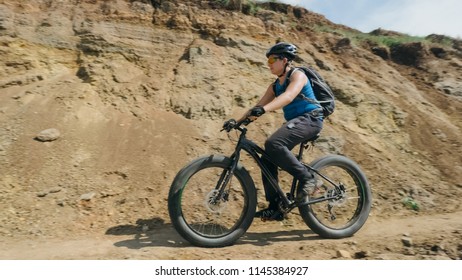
[0,0,461,252]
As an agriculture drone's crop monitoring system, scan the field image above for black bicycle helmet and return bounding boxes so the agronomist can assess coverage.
[265,42,297,60]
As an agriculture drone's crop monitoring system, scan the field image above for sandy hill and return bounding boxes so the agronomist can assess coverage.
[0,0,461,259]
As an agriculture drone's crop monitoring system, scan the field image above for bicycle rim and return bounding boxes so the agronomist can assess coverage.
[180,166,249,239]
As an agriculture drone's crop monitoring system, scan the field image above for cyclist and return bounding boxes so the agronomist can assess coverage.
[224,42,323,221]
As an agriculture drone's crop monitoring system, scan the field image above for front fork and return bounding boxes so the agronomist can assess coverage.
[210,149,242,205]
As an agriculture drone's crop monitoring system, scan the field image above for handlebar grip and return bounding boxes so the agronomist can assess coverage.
[241,118,251,126]
[222,118,252,133]
[235,117,252,128]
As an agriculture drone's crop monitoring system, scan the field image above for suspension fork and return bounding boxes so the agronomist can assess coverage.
[209,159,236,204]
[212,141,243,202]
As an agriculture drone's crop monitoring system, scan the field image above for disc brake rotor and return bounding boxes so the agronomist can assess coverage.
[204,190,228,213]
[325,188,348,206]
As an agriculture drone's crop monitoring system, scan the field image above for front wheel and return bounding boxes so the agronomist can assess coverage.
[298,155,372,238]
[168,155,257,247]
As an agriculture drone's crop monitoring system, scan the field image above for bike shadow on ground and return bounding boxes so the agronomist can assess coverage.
[238,228,321,246]
[105,217,321,249]
[105,217,188,249]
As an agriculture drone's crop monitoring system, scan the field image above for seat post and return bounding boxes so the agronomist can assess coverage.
[297,142,306,161]
[297,134,319,162]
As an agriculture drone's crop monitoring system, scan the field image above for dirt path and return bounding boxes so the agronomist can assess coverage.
[1,211,461,260]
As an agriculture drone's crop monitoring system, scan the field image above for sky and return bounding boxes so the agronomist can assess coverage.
[277,0,462,39]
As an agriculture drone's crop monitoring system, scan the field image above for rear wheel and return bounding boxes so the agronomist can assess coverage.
[298,155,371,238]
[168,155,257,247]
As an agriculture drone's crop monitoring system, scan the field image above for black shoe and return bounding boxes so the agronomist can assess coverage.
[255,208,285,221]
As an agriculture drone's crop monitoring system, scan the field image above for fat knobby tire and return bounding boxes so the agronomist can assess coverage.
[168,155,257,247]
[298,154,372,238]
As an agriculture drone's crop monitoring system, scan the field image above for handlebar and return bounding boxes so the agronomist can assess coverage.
[237,118,252,127]
[221,117,253,132]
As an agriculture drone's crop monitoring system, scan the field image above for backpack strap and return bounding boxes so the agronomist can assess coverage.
[290,67,321,106]
[272,68,296,94]
[272,67,320,106]
[272,78,278,94]
[287,67,296,80]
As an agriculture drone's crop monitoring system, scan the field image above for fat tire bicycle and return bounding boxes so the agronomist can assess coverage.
[168,118,372,247]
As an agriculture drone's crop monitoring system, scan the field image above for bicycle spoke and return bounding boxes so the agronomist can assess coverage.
[309,166,362,229]
[181,167,247,238]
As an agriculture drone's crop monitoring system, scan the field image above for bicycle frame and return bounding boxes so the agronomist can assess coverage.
[220,123,345,211]
[231,126,293,207]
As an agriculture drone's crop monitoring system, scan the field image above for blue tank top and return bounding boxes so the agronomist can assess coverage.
[274,69,320,121]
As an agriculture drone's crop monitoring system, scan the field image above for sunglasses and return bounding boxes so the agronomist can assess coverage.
[267,56,282,64]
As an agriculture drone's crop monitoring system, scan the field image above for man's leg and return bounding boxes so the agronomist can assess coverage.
[265,115,322,182]
[260,155,279,207]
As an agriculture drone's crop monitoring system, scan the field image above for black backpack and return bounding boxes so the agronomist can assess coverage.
[273,66,335,117]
